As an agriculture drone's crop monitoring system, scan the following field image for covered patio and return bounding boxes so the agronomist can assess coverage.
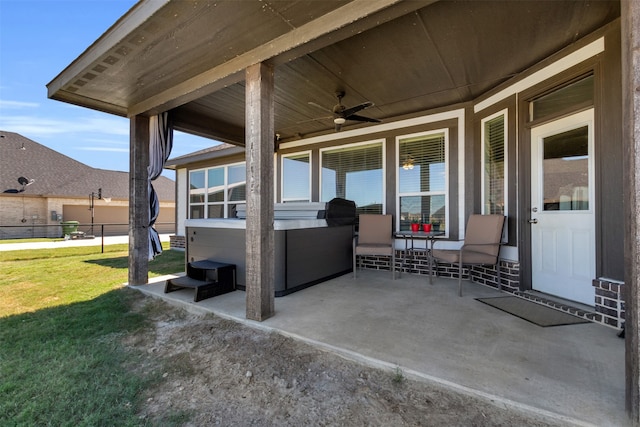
[135,271,626,426]
[47,0,640,422]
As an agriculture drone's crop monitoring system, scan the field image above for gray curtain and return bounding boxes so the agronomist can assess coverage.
[148,112,173,260]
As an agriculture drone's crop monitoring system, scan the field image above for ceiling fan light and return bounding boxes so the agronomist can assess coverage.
[333,117,346,125]
[402,154,415,170]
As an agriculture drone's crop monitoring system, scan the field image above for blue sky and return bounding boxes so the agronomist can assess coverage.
[0,0,217,179]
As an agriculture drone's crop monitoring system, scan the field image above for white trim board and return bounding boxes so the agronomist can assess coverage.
[279,109,466,150]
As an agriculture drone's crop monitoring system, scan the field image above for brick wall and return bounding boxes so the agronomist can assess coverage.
[170,235,186,250]
[592,278,625,328]
[356,251,625,328]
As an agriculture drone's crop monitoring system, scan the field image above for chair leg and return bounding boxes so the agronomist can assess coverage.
[353,239,357,278]
[458,261,463,297]
[353,252,357,279]
[496,259,502,291]
[391,251,396,280]
[429,257,435,285]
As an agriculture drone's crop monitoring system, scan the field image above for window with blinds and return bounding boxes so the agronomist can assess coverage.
[282,152,311,202]
[321,141,383,215]
[397,132,447,231]
[188,162,246,219]
[482,112,506,216]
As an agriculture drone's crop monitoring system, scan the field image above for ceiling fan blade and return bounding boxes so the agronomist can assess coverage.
[347,114,381,123]
[342,101,374,118]
[294,115,333,125]
[308,101,332,113]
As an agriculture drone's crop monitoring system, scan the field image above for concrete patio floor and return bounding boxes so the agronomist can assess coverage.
[134,269,627,427]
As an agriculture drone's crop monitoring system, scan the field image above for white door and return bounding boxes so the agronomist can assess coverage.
[530,109,595,305]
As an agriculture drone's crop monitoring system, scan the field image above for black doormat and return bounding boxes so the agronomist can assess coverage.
[476,296,591,327]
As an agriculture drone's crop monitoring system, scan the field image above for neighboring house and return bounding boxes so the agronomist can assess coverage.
[0,131,175,238]
[45,1,640,418]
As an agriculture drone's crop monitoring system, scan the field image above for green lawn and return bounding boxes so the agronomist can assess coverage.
[0,244,185,426]
[0,237,64,244]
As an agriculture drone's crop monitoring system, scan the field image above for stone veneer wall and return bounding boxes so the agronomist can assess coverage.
[357,250,625,329]
[169,235,186,250]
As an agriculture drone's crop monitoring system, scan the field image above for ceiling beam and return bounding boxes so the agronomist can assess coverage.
[128,0,435,117]
[171,108,245,146]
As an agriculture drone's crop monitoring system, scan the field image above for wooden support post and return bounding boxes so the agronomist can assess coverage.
[245,62,275,321]
[128,115,150,286]
[622,1,640,424]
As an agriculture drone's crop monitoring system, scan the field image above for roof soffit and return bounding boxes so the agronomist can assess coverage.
[48,0,621,146]
[47,0,433,117]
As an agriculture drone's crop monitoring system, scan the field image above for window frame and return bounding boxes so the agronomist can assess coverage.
[480,109,508,218]
[395,129,449,234]
[188,169,206,219]
[188,161,246,219]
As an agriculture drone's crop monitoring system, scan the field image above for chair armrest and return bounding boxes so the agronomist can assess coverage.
[432,241,504,254]
[461,242,503,250]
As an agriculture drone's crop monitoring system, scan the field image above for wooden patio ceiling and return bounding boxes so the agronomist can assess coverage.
[47,0,620,146]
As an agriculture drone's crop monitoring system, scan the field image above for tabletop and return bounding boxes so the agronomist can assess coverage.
[394,230,445,239]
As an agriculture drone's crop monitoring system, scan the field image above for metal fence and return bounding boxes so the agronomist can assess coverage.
[0,222,175,240]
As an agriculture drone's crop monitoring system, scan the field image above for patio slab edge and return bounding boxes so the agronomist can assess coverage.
[130,280,601,427]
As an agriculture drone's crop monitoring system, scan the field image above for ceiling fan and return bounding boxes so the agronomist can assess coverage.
[309,91,381,132]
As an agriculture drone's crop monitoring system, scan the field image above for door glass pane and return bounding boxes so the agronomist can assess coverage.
[542,126,589,211]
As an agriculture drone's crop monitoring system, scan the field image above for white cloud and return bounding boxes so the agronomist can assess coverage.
[0,100,40,109]
[0,114,129,137]
[83,137,128,146]
[76,146,130,153]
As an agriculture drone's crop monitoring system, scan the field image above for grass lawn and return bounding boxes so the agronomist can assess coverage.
[0,237,64,244]
[0,244,185,426]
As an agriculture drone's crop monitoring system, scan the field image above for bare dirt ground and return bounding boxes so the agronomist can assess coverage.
[125,293,565,427]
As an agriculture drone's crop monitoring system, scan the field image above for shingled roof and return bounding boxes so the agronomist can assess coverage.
[165,142,242,169]
[0,131,174,201]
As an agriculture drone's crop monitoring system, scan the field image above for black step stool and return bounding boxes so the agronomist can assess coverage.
[164,260,236,302]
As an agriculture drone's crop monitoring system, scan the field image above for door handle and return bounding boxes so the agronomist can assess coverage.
[528,218,538,224]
